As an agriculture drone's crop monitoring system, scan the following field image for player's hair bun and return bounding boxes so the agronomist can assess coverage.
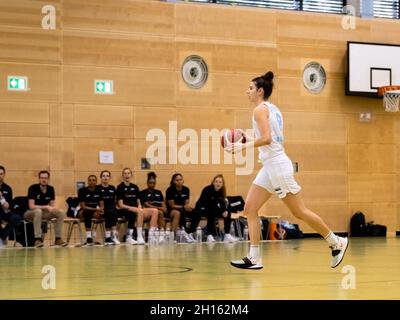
[263,71,274,82]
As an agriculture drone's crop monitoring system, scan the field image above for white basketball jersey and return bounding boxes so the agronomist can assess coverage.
[252,101,285,161]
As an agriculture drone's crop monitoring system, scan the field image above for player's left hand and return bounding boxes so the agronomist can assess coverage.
[225,142,246,154]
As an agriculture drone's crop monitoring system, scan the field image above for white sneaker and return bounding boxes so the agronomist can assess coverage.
[136,237,145,245]
[188,233,197,243]
[126,236,137,245]
[182,231,195,243]
[224,233,239,243]
[207,235,216,243]
[330,237,349,268]
[112,235,120,245]
[230,256,263,270]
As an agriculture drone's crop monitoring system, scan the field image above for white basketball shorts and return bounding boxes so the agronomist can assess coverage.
[253,154,301,198]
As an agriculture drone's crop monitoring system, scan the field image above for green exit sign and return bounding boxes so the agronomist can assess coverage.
[94,80,113,94]
[8,76,28,91]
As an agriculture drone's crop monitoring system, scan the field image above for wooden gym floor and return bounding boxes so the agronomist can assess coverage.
[1,237,399,300]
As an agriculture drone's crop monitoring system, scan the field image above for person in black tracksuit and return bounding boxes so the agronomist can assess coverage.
[140,171,167,230]
[96,170,119,245]
[116,168,158,245]
[78,175,104,245]
[196,174,237,243]
[166,173,201,242]
[0,165,21,247]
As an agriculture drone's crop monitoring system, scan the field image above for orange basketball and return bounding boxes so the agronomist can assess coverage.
[221,129,246,148]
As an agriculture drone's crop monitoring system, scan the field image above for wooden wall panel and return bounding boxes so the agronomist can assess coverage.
[348,174,396,202]
[50,138,74,171]
[0,27,60,64]
[50,104,73,137]
[0,0,61,29]
[348,114,395,144]
[0,123,49,137]
[134,107,177,139]
[348,144,395,173]
[63,66,175,106]
[62,0,174,35]
[176,4,277,43]
[285,143,346,172]
[176,72,257,109]
[4,171,41,199]
[0,137,49,170]
[63,32,174,69]
[74,105,133,126]
[0,63,60,102]
[0,102,49,123]
[284,112,346,144]
[74,138,134,172]
[277,12,371,47]
[176,42,276,74]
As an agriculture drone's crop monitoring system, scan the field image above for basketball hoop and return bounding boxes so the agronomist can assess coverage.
[378,86,400,112]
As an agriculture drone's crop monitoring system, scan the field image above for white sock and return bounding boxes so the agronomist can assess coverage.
[86,231,91,238]
[249,245,260,261]
[112,230,118,237]
[137,228,143,239]
[105,231,111,238]
[92,230,97,238]
[128,229,133,237]
[324,231,339,247]
[149,227,156,232]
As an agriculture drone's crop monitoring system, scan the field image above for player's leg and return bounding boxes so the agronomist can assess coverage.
[230,182,272,270]
[281,192,348,268]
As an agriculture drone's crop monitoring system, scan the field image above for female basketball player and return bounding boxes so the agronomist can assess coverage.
[229,71,348,270]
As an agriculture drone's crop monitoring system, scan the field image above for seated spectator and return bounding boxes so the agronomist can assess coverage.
[0,165,22,248]
[78,175,104,246]
[166,173,201,243]
[196,174,238,243]
[25,170,67,248]
[97,170,119,245]
[116,168,158,245]
[140,172,167,231]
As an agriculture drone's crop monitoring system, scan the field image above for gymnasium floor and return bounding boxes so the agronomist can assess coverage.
[1,237,399,300]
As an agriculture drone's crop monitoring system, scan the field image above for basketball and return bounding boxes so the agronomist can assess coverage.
[221,129,246,148]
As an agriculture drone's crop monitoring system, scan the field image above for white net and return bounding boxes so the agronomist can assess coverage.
[383,90,400,112]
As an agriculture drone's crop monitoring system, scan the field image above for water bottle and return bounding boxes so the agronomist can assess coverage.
[176,228,182,243]
[230,222,236,237]
[170,230,175,244]
[179,227,185,243]
[155,228,160,245]
[243,225,249,241]
[148,228,155,246]
[159,228,165,245]
[196,226,202,243]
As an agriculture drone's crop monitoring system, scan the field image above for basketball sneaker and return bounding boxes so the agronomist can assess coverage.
[224,234,239,243]
[104,237,115,246]
[330,236,349,268]
[207,235,216,243]
[126,236,137,245]
[230,256,263,270]
[85,237,94,246]
[112,235,120,245]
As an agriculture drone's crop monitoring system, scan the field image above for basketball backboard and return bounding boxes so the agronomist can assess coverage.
[346,41,400,97]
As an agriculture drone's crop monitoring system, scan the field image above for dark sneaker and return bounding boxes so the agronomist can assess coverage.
[34,239,44,248]
[230,256,263,270]
[104,237,115,246]
[85,237,94,246]
[330,237,349,268]
[54,238,68,247]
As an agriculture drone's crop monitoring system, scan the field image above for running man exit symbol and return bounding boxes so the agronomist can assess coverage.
[95,80,114,94]
[8,76,28,91]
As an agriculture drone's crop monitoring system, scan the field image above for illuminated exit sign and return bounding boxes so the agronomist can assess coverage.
[8,76,28,91]
[95,80,113,94]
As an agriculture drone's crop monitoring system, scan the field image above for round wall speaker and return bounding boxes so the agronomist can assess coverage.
[303,62,326,94]
[181,55,208,89]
